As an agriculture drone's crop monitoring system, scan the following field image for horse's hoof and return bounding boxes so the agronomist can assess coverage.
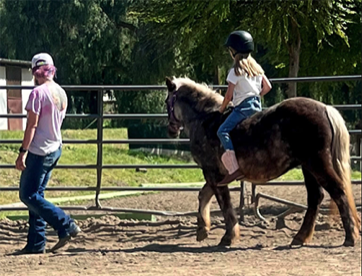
[218,236,233,247]
[290,238,304,247]
[218,239,232,247]
[196,228,209,242]
[343,239,356,247]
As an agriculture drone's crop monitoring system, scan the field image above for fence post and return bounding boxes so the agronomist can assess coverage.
[95,89,104,208]
[360,138,362,172]
[251,183,256,204]
[239,181,245,223]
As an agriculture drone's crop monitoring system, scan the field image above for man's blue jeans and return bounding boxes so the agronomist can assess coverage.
[19,147,73,251]
[217,96,262,151]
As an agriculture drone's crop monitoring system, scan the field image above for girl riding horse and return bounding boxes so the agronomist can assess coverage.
[218,31,272,185]
[165,76,360,247]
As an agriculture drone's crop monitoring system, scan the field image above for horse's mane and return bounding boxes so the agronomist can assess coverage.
[172,77,224,114]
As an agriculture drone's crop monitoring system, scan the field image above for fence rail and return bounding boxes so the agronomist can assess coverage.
[0,74,361,91]
[0,75,361,222]
[0,180,361,192]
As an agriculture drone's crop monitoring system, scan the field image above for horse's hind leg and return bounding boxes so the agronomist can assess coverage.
[197,183,214,242]
[212,185,240,246]
[308,161,359,246]
[291,167,324,246]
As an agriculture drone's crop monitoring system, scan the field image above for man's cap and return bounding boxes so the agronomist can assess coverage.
[31,53,54,69]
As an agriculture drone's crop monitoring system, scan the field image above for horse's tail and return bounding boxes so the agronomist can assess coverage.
[325,105,360,229]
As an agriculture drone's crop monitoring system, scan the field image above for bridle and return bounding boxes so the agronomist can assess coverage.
[165,89,183,131]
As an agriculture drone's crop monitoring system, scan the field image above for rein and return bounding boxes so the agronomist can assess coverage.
[166,89,228,131]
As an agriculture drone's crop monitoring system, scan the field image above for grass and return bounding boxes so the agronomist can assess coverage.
[0,128,361,208]
[0,128,205,206]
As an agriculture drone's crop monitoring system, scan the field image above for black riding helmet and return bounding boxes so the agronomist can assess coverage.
[225,30,254,56]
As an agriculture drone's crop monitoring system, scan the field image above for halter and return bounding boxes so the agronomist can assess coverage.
[166,90,183,130]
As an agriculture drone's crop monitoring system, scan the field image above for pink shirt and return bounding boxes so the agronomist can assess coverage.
[25,82,68,156]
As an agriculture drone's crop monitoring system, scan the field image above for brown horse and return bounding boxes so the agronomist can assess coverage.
[165,76,360,247]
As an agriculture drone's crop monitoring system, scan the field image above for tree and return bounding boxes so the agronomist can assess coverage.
[245,0,359,98]
[0,0,137,84]
[0,0,138,127]
[1,0,360,124]
[132,0,360,97]
[130,0,241,84]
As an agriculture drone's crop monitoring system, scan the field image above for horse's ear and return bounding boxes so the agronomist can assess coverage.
[165,77,176,91]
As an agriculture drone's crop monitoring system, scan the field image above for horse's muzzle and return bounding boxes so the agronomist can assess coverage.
[167,123,181,138]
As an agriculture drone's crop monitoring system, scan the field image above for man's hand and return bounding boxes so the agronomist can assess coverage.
[15,153,27,171]
[219,107,225,113]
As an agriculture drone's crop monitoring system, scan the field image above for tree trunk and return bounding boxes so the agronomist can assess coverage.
[286,19,301,98]
[213,66,220,85]
[213,66,222,95]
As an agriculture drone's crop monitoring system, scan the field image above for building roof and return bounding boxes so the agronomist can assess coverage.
[0,58,31,67]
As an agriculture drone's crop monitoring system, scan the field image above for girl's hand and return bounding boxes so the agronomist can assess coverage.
[220,81,234,113]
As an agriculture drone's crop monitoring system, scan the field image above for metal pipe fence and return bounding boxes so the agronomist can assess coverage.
[0,75,361,222]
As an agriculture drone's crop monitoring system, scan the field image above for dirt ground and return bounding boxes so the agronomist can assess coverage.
[0,184,361,276]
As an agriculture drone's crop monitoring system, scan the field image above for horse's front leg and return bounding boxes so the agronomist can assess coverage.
[196,183,214,242]
[212,185,240,246]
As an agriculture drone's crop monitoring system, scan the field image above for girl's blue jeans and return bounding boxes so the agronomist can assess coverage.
[217,96,262,151]
[19,147,73,251]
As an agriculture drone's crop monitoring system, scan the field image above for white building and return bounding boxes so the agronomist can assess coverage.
[0,58,33,131]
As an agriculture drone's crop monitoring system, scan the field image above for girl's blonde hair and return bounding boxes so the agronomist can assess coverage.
[233,52,264,77]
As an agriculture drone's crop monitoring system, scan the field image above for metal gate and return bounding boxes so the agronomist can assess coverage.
[0,75,361,222]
